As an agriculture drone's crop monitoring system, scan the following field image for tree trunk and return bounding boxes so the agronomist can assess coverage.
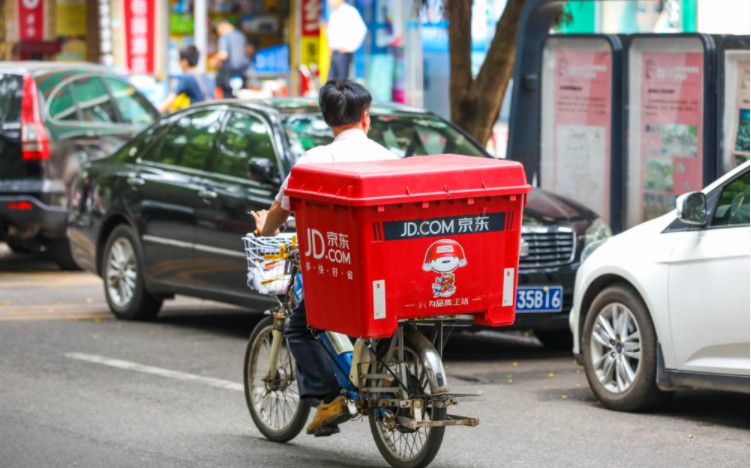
[447,0,527,146]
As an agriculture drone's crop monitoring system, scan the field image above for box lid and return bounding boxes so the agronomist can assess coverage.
[285,154,531,207]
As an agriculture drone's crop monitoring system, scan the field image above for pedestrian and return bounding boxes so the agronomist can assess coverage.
[250,79,397,437]
[325,0,367,80]
[211,20,248,98]
[159,45,214,114]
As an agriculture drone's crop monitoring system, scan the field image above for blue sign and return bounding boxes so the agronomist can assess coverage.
[254,44,290,74]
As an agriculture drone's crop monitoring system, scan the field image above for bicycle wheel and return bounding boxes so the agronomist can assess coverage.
[368,334,447,468]
[244,316,310,442]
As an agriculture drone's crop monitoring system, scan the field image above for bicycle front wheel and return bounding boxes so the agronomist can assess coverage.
[244,316,310,442]
[368,333,446,468]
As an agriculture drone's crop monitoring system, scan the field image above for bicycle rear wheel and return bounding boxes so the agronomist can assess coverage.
[368,333,446,468]
[244,316,310,442]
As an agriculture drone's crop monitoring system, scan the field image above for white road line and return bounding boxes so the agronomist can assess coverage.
[65,352,244,392]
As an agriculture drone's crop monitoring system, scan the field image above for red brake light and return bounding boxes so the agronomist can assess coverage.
[7,201,34,210]
[21,76,51,161]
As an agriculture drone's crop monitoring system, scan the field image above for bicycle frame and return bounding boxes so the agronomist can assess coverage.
[258,238,481,429]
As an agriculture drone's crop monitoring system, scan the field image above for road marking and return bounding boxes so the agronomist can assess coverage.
[65,353,244,392]
[0,312,112,322]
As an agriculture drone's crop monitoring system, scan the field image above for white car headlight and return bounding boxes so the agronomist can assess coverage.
[581,218,612,264]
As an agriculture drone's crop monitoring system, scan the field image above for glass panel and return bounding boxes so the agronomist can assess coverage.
[211,112,277,180]
[711,173,750,227]
[71,76,118,123]
[0,74,23,124]
[48,88,78,122]
[146,109,223,170]
[103,77,155,127]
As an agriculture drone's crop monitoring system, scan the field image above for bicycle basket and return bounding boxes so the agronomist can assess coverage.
[242,233,296,295]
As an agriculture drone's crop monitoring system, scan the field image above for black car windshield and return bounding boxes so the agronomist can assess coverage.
[281,113,487,161]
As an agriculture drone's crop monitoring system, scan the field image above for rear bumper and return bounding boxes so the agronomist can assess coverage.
[0,195,68,238]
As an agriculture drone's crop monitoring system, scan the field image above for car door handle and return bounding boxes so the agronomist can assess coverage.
[198,189,218,199]
[127,176,145,187]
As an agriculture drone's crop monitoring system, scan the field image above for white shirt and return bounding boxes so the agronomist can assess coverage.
[275,128,398,210]
[326,3,367,52]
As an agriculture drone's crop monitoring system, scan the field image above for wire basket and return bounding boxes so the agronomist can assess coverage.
[242,233,296,295]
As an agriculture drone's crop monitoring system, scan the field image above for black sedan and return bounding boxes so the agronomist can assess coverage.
[67,98,609,347]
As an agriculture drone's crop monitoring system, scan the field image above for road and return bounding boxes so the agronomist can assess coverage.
[0,244,748,468]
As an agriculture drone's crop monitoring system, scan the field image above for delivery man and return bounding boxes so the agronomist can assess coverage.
[250,79,397,436]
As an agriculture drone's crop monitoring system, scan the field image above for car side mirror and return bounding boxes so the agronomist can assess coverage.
[248,158,280,185]
[676,191,707,226]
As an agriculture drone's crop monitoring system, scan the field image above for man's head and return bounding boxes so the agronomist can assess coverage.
[319,79,372,133]
[178,45,200,70]
[217,20,234,36]
[328,0,345,9]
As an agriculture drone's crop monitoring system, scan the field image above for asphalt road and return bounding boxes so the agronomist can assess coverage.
[0,244,748,468]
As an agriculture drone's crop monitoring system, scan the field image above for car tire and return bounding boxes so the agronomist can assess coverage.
[102,225,162,320]
[535,329,573,350]
[581,283,671,412]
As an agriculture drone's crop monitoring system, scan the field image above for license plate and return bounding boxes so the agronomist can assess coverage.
[516,286,564,313]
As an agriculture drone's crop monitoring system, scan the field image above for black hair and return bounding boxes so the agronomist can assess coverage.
[179,45,200,67]
[318,79,372,128]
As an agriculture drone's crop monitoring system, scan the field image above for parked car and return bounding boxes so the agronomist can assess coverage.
[570,161,750,411]
[0,62,159,269]
[67,99,610,347]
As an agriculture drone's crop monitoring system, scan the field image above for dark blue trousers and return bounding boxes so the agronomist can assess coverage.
[284,299,340,399]
[328,52,353,80]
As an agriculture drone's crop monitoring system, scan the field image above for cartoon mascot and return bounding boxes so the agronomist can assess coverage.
[422,239,467,298]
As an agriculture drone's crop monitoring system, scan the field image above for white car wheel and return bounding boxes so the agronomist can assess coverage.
[582,284,671,412]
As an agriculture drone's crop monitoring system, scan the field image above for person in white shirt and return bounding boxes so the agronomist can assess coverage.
[251,79,397,437]
[325,0,368,80]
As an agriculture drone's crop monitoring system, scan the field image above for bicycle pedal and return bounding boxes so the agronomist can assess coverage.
[311,425,340,437]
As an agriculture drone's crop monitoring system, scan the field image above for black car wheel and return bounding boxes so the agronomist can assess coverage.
[581,284,671,412]
[102,225,162,320]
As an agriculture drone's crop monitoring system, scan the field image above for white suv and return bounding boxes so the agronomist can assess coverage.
[569,161,750,411]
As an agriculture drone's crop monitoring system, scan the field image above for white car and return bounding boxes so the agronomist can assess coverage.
[569,161,750,411]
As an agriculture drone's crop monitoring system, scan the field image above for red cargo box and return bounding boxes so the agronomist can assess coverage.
[286,154,531,339]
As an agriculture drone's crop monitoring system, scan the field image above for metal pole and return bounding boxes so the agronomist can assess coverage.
[194,0,207,72]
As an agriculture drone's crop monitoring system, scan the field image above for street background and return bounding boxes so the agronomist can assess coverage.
[0,244,747,468]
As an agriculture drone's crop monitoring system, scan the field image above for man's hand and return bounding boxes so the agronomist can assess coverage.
[251,201,290,237]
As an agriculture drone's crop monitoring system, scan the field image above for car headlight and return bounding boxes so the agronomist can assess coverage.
[581,218,612,264]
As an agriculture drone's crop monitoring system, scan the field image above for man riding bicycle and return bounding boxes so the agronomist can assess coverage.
[251,79,397,436]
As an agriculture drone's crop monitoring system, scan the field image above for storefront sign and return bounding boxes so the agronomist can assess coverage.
[300,0,321,67]
[123,0,156,74]
[541,38,613,222]
[18,0,45,41]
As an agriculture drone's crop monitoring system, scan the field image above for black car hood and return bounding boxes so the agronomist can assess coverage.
[524,188,597,226]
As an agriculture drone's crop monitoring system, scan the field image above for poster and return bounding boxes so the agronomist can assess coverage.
[639,51,703,222]
[541,38,612,222]
[627,38,705,227]
[722,52,750,171]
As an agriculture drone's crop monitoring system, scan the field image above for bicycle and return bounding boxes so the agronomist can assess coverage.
[242,233,481,468]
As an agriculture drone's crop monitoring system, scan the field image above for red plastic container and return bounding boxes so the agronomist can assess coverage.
[286,154,531,338]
